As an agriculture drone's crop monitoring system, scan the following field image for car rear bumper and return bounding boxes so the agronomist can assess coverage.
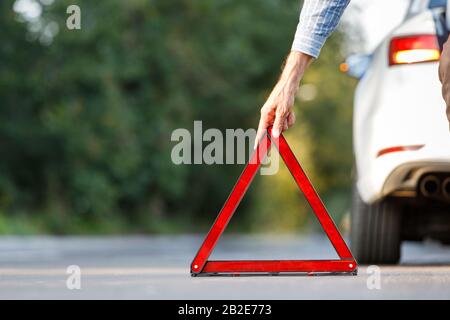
[358,141,450,203]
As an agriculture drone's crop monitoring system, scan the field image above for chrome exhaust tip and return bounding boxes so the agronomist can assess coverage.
[442,177,450,200]
[419,175,440,198]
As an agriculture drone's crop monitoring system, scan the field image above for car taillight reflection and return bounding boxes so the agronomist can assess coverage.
[389,34,440,66]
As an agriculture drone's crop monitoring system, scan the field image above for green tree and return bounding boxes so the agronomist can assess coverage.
[0,0,355,234]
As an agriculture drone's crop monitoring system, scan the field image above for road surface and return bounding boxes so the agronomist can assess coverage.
[0,235,449,299]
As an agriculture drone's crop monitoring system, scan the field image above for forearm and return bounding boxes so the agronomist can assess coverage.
[273,51,313,95]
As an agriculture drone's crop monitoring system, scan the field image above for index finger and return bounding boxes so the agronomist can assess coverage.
[254,115,268,150]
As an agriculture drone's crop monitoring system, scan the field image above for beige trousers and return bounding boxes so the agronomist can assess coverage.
[439,35,450,127]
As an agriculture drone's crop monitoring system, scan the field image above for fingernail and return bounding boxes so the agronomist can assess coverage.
[272,129,280,138]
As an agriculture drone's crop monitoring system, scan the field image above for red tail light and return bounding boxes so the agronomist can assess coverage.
[389,35,440,66]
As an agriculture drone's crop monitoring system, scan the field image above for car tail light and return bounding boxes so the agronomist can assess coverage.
[389,35,440,66]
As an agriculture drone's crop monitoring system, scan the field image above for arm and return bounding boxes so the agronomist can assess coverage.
[254,0,350,147]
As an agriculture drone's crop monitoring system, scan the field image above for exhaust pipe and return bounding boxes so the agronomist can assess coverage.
[442,177,450,200]
[419,175,440,198]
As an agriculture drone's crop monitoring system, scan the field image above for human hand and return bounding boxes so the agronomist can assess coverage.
[254,51,313,149]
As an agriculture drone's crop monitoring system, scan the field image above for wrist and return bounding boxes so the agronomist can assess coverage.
[278,51,312,88]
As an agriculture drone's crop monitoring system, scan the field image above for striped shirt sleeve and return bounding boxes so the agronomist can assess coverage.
[292,0,350,58]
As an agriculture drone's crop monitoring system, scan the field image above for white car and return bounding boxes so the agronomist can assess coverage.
[345,0,450,264]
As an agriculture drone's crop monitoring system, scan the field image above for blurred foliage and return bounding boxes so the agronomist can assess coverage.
[0,0,356,234]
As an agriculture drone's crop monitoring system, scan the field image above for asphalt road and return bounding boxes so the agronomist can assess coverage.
[0,235,450,299]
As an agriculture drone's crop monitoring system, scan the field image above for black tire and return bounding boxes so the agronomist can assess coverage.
[350,183,402,264]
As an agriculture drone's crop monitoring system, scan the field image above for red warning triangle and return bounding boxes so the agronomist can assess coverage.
[191,128,357,276]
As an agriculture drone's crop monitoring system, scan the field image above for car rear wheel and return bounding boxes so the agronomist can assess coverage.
[350,183,402,264]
